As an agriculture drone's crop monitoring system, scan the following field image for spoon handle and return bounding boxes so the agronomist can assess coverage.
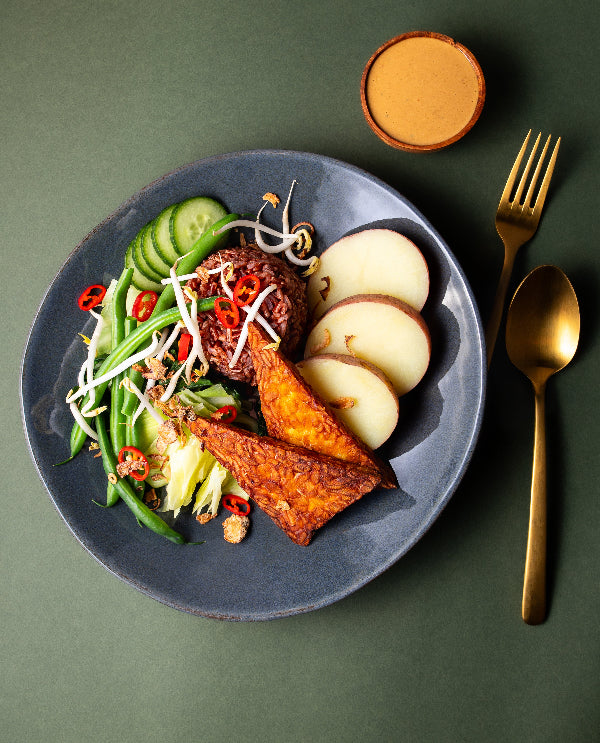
[522,381,547,625]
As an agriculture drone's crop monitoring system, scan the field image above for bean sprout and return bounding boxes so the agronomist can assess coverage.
[159,362,187,402]
[69,402,98,439]
[65,332,161,404]
[219,265,279,344]
[229,284,277,368]
[121,377,164,424]
[85,309,104,385]
[160,262,233,285]
[169,262,208,379]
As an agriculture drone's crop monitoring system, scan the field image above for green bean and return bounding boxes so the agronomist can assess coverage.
[67,305,178,460]
[121,316,143,417]
[105,483,119,508]
[95,411,193,545]
[108,308,132,507]
[125,411,145,499]
[94,300,214,397]
[106,275,131,510]
[152,213,239,316]
[65,423,88,463]
[110,371,126,456]
[110,268,133,456]
[125,412,141,449]
[66,300,216,460]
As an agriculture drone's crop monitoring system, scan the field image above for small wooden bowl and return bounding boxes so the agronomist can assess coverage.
[361,31,485,152]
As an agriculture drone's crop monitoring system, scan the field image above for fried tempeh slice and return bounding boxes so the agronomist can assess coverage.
[247,322,397,488]
[185,414,382,546]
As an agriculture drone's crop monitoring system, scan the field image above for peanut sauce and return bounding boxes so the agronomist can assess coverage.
[362,33,484,150]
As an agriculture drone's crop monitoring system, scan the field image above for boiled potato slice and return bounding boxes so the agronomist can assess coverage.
[304,294,431,396]
[296,354,399,449]
[307,229,429,320]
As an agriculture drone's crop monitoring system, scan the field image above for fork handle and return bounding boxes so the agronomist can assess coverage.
[485,248,517,367]
[522,381,547,625]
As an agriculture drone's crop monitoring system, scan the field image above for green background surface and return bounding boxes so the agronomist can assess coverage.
[3,1,599,741]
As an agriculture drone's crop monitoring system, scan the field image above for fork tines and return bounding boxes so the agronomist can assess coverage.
[502,130,561,215]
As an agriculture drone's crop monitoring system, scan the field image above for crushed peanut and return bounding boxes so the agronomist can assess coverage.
[223,514,250,543]
[155,419,181,454]
[329,397,355,410]
[116,458,145,478]
[262,192,280,207]
[141,357,167,380]
[195,266,210,282]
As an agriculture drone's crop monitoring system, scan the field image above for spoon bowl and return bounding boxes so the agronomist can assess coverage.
[506,265,580,624]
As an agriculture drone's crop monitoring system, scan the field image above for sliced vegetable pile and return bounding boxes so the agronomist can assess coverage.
[125,196,229,292]
[64,185,318,545]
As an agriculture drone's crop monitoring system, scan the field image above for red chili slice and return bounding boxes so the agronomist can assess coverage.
[177,332,192,361]
[222,493,251,517]
[214,296,240,329]
[117,446,150,482]
[233,274,261,307]
[212,405,237,423]
[132,290,158,321]
[78,284,107,311]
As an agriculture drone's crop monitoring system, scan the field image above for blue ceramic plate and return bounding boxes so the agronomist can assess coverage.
[21,151,485,620]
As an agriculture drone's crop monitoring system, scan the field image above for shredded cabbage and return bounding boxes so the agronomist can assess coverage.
[135,408,162,453]
[192,460,247,517]
[161,436,216,516]
[123,370,251,519]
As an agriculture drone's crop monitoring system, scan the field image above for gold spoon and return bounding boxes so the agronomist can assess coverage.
[505,265,580,624]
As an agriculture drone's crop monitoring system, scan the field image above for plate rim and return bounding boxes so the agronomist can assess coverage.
[20,149,486,620]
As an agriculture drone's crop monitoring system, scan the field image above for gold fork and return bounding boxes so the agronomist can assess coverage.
[485,130,561,367]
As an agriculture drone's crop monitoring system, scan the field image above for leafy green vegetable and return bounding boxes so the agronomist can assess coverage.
[177,385,239,415]
[136,408,161,454]
[177,384,258,431]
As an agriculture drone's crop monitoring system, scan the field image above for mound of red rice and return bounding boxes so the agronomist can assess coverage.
[188,245,308,385]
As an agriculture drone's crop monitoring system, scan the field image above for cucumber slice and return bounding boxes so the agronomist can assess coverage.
[169,197,228,255]
[131,268,163,293]
[124,236,136,271]
[133,224,164,282]
[151,205,179,267]
[141,217,171,276]
[125,227,164,293]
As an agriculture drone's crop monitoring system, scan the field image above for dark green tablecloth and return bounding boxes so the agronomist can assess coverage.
[4,1,598,741]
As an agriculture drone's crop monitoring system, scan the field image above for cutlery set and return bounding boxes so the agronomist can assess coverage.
[487,130,580,624]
